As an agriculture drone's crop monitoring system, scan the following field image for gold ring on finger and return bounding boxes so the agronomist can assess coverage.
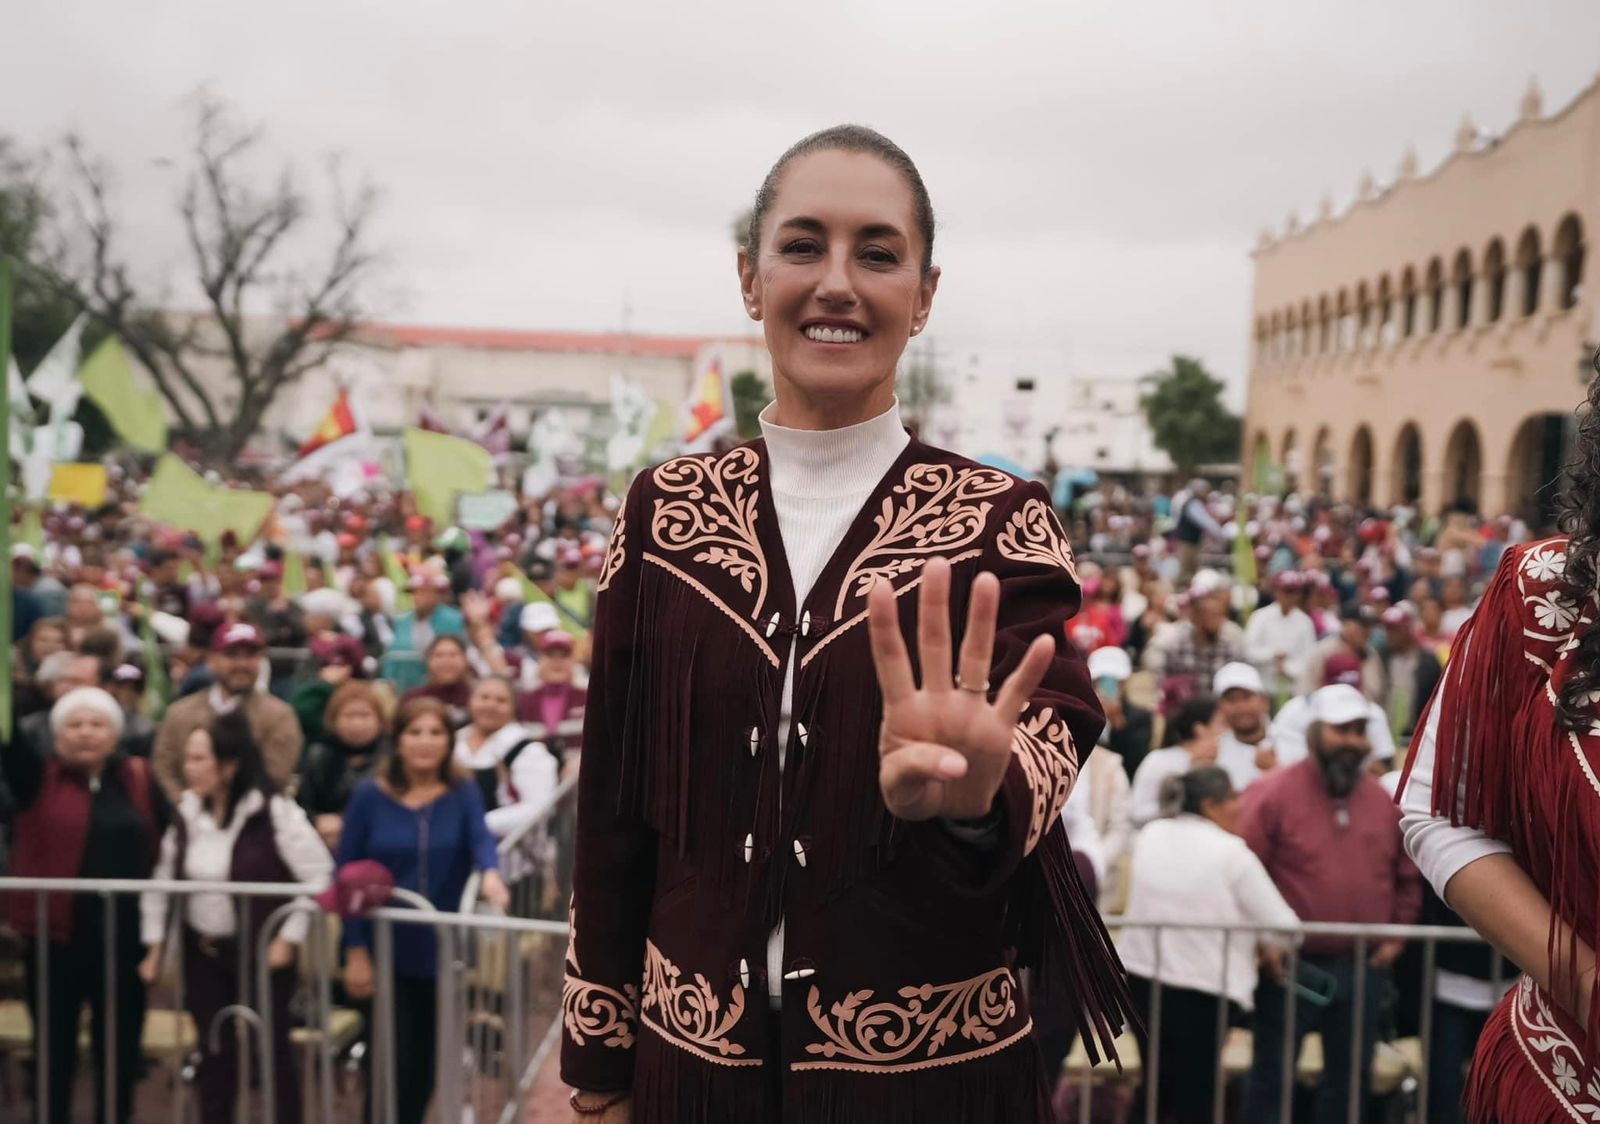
[954,675,989,694]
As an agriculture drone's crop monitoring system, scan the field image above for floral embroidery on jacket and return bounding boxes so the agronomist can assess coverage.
[1011,705,1079,856]
[596,506,627,593]
[562,977,639,1050]
[651,447,770,616]
[996,498,1079,582]
[639,940,759,1066]
[795,966,1024,1072]
[834,464,1012,617]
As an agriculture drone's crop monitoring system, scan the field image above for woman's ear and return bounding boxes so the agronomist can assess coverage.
[737,247,761,321]
[910,264,941,337]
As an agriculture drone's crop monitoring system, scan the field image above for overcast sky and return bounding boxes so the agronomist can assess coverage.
[7,0,1600,403]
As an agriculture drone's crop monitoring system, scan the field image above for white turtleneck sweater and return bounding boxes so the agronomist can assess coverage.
[758,397,909,1003]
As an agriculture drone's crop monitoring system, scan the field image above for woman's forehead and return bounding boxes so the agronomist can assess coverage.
[768,150,916,232]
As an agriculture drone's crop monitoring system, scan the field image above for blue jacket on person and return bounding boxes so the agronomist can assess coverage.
[337,777,499,979]
[390,605,466,655]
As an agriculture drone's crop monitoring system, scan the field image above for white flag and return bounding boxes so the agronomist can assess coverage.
[607,374,654,472]
[26,313,87,412]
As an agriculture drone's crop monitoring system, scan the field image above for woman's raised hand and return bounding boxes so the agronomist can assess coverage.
[867,557,1055,822]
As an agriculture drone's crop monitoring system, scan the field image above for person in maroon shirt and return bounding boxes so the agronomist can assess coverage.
[1237,683,1422,1124]
[400,635,474,728]
[514,630,586,763]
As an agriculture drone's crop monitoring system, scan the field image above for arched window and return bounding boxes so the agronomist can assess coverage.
[1517,225,1543,316]
[1400,268,1418,338]
[1317,296,1331,355]
[1255,317,1269,367]
[1483,238,1506,323]
[1555,213,1585,311]
[1452,249,1474,329]
[1424,257,1445,333]
[1355,282,1372,349]
[1301,301,1314,357]
[1335,289,1351,352]
[1266,313,1281,364]
[1376,275,1394,345]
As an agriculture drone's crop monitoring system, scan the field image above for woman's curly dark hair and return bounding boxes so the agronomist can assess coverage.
[1555,349,1600,730]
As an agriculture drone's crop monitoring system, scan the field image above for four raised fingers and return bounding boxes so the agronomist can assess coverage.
[956,571,1000,695]
[917,558,955,693]
[867,577,917,705]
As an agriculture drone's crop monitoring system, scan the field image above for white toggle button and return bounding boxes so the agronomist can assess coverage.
[782,967,816,981]
[800,610,812,637]
[742,834,754,863]
[739,959,751,989]
[793,839,808,868]
[797,723,808,747]
[765,612,781,638]
[748,728,760,756]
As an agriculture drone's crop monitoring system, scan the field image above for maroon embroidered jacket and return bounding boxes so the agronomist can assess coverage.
[561,439,1133,1122]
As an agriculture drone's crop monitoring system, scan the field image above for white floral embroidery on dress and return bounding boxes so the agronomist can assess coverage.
[1511,974,1600,1116]
[1522,545,1568,584]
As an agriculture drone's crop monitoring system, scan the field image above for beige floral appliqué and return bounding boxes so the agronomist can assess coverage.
[834,464,1012,617]
[651,448,770,617]
[996,497,1079,582]
[1012,705,1079,856]
[639,940,759,1067]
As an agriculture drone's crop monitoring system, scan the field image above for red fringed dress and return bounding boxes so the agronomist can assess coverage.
[1402,536,1600,1121]
[559,438,1136,1122]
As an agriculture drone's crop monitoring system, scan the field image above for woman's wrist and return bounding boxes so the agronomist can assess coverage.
[569,1089,629,1115]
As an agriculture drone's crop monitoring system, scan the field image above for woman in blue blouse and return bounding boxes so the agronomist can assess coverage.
[337,695,508,1124]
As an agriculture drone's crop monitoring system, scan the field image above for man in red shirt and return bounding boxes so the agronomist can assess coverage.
[1238,684,1422,1124]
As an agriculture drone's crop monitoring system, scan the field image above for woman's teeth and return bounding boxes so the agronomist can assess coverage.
[804,326,863,344]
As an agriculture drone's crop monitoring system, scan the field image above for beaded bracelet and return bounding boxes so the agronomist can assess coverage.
[569,1089,629,1116]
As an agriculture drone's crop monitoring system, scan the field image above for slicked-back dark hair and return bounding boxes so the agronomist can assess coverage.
[745,125,937,277]
[1555,351,1600,730]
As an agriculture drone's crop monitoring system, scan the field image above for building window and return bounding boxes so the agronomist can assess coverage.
[1355,283,1371,349]
[1015,378,1036,392]
[1555,213,1585,311]
[1484,238,1506,323]
[1301,301,1314,357]
[1424,257,1445,333]
[1376,275,1394,346]
[1517,225,1543,316]
[1317,296,1331,354]
[1452,249,1474,330]
[1401,268,1418,338]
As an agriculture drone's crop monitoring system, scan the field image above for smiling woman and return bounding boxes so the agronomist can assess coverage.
[563,125,1133,1123]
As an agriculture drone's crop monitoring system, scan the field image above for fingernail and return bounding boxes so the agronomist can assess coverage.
[939,753,966,776]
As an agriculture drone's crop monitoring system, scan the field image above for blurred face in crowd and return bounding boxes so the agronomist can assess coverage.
[397,711,451,780]
[1442,576,1468,609]
[412,583,441,617]
[182,728,235,801]
[210,646,262,697]
[469,679,515,734]
[1384,620,1416,654]
[1309,719,1370,798]
[110,680,142,714]
[150,557,180,585]
[53,656,103,700]
[1184,713,1224,763]
[334,700,383,748]
[1419,597,1445,635]
[740,149,937,426]
[1339,619,1371,653]
[427,640,468,687]
[67,584,102,627]
[1218,687,1268,741]
[55,706,119,773]
[1193,592,1228,637]
[29,622,69,664]
[539,642,575,686]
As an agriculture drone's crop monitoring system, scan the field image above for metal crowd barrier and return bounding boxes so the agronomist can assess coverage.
[0,781,579,1124]
[1074,917,1506,1124]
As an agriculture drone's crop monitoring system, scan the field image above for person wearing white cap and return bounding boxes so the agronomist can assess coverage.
[1068,646,1137,907]
[1242,571,1317,699]
[1238,684,1421,1124]
[1086,645,1153,780]
[1270,674,1396,773]
[1213,662,1279,793]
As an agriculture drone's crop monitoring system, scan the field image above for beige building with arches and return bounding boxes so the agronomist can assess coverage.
[1243,76,1599,524]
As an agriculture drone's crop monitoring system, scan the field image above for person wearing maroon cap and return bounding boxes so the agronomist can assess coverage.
[515,630,587,761]
[151,623,304,800]
[244,559,309,688]
[1243,571,1317,701]
[1296,600,1387,702]
[291,633,369,745]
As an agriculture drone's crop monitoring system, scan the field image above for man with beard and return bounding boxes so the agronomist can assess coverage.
[150,623,304,799]
[1238,684,1421,1124]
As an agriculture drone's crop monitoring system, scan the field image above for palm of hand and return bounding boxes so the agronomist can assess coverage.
[868,557,1056,823]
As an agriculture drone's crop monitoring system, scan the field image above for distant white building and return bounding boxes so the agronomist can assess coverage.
[925,356,1172,480]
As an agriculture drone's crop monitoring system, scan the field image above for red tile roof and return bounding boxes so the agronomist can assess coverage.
[349,322,762,360]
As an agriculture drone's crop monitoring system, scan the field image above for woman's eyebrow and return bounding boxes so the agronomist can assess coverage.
[774,217,907,241]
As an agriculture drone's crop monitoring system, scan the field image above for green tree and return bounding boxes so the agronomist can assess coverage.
[1,94,382,464]
[1139,355,1242,475]
[0,141,84,373]
[730,369,770,439]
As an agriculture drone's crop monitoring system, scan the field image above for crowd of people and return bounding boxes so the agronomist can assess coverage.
[1056,483,1523,1123]
[0,470,601,1124]
[0,454,1528,1123]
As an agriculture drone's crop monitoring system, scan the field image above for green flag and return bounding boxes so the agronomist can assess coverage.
[378,534,414,615]
[137,586,171,720]
[140,454,274,543]
[17,506,43,553]
[283,552,308,598]
[78,336,168,453]
[404,427,493,526]
[1233,529,1258,625]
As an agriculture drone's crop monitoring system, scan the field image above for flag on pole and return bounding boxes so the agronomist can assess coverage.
[471,402,513,463]
[403,426,493,525]
[378,534,413,615]
[0,257,14,740]
[137,586,171,720]
[1232,527,1258,626]
[78,336,168,453]
[283,552,308,598]
[681,346,732,452]
[140,454,275,544]
[24,312,85,407]
[297,388,360,458]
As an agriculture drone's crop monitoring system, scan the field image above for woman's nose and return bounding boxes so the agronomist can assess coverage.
[815,246,855,304]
